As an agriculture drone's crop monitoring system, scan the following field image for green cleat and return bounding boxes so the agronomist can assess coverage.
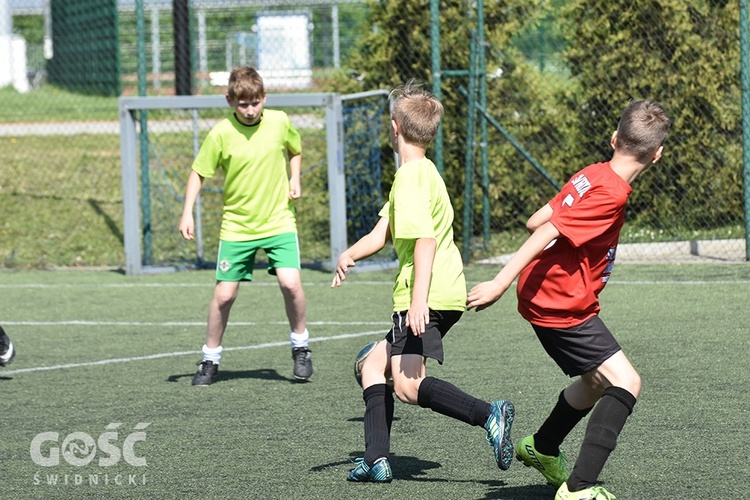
[555,482,615,499]
[515,435,569,487]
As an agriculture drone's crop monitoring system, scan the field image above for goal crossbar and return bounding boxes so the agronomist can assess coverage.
[118,93,355,275]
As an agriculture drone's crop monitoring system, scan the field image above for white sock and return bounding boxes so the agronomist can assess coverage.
[202,344,222,364]
[290,329,309,348]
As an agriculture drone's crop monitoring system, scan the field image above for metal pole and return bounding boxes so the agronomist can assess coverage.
[430,0,444,174]
[136,0,152,265]
[173,0,192,95]
[462,30,478,263]
[741,0,750,260]
[120,101,143,275]
[477,0,490,246]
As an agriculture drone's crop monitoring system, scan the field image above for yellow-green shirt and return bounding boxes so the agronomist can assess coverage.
[379,158,466,312]
[191,110,301,241]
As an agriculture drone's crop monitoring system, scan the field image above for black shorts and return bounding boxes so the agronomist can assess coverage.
[532,315,621,377]
[385,309,462,365]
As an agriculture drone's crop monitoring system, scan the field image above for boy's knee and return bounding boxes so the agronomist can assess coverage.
[392,378,420,405]
[278,276,303,296]
[213,289,237,307]
[624,372,642,399]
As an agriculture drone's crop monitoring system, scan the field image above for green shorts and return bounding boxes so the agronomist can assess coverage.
[215,233,301,282]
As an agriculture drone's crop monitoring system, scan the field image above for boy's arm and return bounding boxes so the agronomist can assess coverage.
[179,170,205,240]
[526,203,553,233]
[405,237,436,335]
[288,152,302,199]
[331,217,391,287]
[466,221,560,311]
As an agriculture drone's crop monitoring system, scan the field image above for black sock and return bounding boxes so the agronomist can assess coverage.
[363,384,394,466]
[567,386,637,491]
[417,376,491,426]
[534,390,593,457]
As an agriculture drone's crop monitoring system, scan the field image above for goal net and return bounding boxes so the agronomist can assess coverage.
[118,91,389,275]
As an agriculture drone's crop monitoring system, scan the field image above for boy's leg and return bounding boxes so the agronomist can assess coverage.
[412,373,515,470]
[565,351,640,492]
[362,383,395,465]
[348,341,394,482]
[348,383,394,482]
[388,310,515,470]
[266,233,312,380]
[276,267,312,380]
[205,280,241,349]
[389,354,514,470]
[535,382,596,456]
[275,267,307,335]
[193,280,241,386]
[516,384,593,487]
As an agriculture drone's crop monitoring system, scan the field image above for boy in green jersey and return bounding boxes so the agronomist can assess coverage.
[331,80,515,482]
[179,66,312,385]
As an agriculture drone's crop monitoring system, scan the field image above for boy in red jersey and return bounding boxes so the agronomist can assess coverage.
[467,100,670,500]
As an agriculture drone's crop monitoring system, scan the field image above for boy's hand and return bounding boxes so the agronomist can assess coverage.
[179,213,195,240]
[405,301,429,336]
[289,177,301,199]
[466,279,509,312]
[331,254,355,288]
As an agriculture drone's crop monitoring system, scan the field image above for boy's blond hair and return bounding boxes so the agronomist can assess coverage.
[227,66,266,101]
[390,80,444,149]
[615,99,671,163]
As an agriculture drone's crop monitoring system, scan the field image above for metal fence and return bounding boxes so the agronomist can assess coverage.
[1,0,748,268]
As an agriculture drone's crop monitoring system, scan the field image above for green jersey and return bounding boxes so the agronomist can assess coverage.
[379,158,466,312]
[192,110,302,241]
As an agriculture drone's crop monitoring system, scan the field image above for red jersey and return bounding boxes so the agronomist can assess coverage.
[517,162,632,328]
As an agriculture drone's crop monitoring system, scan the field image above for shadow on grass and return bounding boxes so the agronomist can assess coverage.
[166,368,300,384]
[481,483,555,499]
[310,452,442,481]
[88,199,123,244]
[346,416,401,423]
[310,453,559,497]
[0,376,13,381]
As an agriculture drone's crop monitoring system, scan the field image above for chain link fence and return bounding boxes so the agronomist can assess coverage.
[1,0,747,268]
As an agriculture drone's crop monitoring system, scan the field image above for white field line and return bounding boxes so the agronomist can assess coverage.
[0,330,385,376]
[0,320,386,327]
[0,281,393,289]
[0,280,749,290]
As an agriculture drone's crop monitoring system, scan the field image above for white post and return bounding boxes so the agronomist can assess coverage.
[198,8,207,87]
[0,0,29,93]
[44,0,52,59]
[326,94,347,269]
[332,5,340,69]
[0,0,12,88]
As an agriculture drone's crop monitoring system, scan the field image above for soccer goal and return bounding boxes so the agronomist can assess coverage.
[118,90,389,275]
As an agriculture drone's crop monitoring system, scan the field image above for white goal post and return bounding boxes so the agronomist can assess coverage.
[119,92,387,275]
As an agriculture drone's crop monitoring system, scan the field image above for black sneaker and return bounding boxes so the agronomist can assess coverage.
[292,347,313,380]
[192,360,218,386]
[0,327,15,367]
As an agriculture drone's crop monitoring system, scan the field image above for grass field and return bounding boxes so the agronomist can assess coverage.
[1,264,749,499]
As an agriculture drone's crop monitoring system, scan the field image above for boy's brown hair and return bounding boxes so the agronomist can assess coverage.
[615,99,671,163]
[227,66,266,101]
[390,79,444,149]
